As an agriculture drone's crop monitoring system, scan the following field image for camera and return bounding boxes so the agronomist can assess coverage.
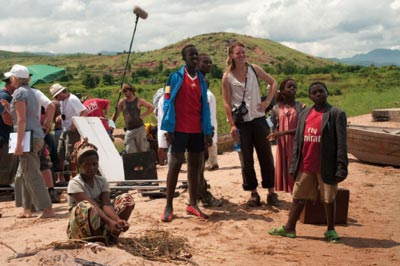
[61,114,66,120]
[232,101,248,124]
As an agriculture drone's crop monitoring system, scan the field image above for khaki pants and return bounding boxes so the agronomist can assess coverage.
[292,171,338,203]
[124,126,149,153]
[14,139,52,210]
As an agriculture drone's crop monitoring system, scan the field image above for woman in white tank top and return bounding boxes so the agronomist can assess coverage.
[222,41,279,206]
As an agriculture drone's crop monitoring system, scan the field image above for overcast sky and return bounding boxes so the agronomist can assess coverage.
[0,0,399,58]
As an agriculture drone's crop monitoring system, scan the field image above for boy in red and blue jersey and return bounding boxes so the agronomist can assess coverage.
[161,44,213,222]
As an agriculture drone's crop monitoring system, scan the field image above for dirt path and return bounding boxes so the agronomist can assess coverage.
[0,114,399,265]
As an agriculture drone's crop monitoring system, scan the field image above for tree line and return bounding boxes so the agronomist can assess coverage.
[57,60,398,89]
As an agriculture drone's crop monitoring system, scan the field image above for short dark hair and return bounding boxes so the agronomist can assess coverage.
[276,78,295,103]
[309,81,329,95]
[181,44,196,59]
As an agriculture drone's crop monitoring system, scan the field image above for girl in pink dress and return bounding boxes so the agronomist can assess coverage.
[268,79,305,193]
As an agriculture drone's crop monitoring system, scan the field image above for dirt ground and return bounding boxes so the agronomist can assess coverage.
[0,114,399,266]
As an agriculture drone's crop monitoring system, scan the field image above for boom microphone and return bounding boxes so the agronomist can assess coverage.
[133,6,148,19]
[114,5,147,120]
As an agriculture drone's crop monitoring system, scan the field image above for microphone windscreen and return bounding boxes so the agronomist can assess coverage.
[133,6,148,19]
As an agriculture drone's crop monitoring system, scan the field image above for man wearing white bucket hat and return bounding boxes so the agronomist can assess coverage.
[49,83,88,183]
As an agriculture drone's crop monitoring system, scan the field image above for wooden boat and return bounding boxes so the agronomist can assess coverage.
[371,108,400,122]
[217,133,234,153]
[347,125,400,167]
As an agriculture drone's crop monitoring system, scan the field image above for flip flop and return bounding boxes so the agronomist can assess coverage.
[268,226,296,238]
[324,230,341,243]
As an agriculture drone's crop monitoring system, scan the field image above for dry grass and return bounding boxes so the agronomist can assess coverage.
[117,229,197,265]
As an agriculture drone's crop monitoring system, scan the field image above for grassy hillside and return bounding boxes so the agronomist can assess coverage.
[1,33,399,134]
[0,32,334,74]
[131,32,335,70]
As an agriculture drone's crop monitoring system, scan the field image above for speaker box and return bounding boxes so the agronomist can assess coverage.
[299,188,349,224]
[122,150,158,180]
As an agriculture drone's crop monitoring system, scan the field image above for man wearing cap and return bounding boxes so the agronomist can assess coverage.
[6,64,55,218]
[0,73,19,188]
[49,83,88,183]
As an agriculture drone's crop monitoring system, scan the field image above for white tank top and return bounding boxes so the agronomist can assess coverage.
[226,65,265,122]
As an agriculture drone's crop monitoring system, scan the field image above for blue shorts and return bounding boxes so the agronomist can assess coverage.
[171,132,204,153]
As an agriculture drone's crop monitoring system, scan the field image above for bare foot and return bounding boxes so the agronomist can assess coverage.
[17,209,33,218]
[40,208,55,219]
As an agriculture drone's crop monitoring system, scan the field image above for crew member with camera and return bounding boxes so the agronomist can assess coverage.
[222,41,278,206]
[50,83,88,184]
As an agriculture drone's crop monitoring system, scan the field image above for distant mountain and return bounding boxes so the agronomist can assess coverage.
[98,51,119,56]
[30,51,58,56]
[332,49,400,66]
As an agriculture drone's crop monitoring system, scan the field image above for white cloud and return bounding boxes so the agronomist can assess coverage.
[0,0,398,58]
[59,0,86,13]
[391,0,400,9]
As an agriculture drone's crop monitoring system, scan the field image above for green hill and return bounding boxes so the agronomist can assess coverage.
[131,32,335,70]
[0,32,334,75]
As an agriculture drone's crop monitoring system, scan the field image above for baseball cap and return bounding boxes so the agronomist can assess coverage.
[4,64,30,79]
[49,83,66,98]
[1,72,12,81]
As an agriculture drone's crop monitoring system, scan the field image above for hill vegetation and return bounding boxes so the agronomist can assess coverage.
[1,32,399,134]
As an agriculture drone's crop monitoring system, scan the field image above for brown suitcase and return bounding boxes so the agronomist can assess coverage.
[299,188,349,224]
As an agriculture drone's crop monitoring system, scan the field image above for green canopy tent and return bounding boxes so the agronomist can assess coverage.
[0,64,65,87]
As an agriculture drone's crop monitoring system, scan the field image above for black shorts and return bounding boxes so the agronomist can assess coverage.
[171,132,204,153]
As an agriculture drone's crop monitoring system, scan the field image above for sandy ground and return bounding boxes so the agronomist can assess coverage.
[0,114,399,266]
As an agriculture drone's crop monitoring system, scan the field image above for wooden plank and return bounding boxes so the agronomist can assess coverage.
[107,180,186,183]
[73,117,125,181]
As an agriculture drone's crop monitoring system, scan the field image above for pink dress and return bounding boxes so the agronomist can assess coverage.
[274,103,298,193]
